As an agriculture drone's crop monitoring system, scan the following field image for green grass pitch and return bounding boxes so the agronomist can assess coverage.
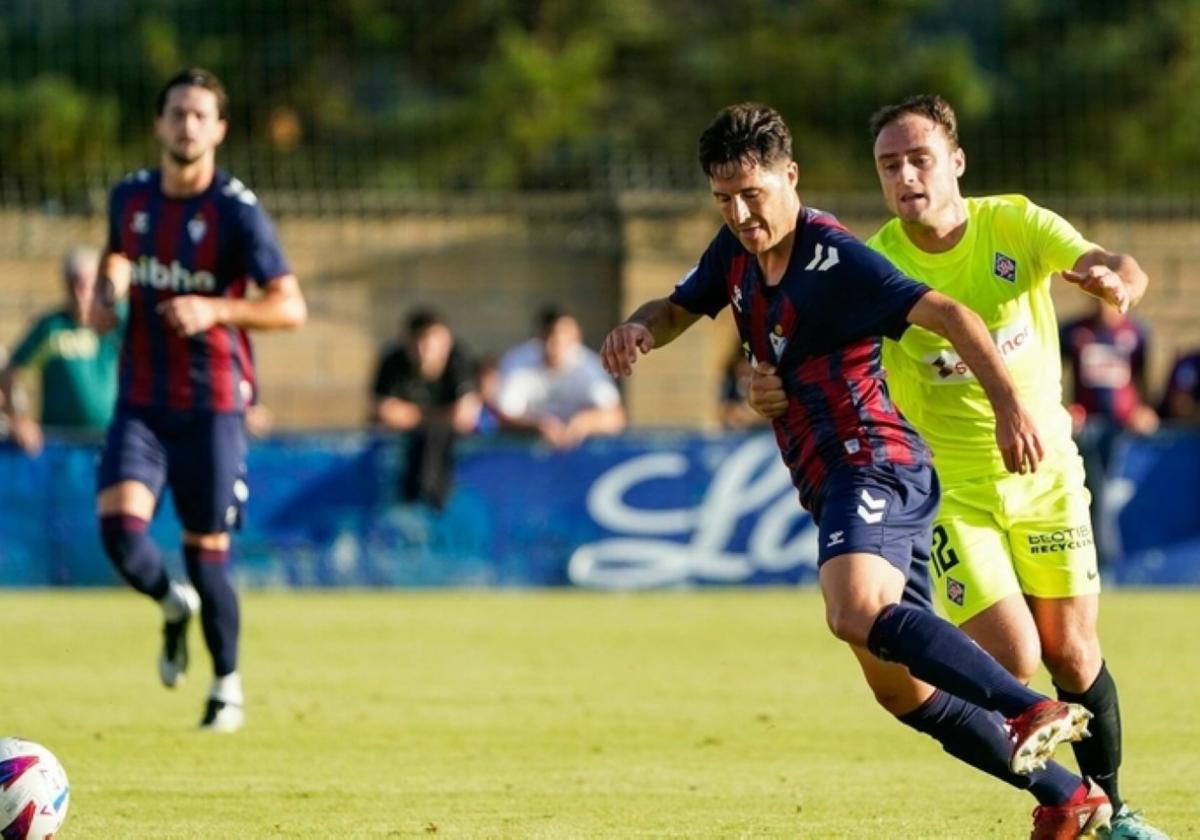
[4,589,1196,838]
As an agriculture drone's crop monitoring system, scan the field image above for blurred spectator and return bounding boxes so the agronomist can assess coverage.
[472,355,504,434]
[371,309,479,509]
[719,342,768,430]
[1159,350,1200,424]
[0,248,120,455]
[238,379,275,438]
[496,305,626,449]
[1060,300,1159,436]
[1060,300,1158,564]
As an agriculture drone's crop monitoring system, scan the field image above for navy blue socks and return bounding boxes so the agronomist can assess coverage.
[184,545,240,677]
[101,514,170,600]
[899,689,1081,806]
[867,603,1045,718]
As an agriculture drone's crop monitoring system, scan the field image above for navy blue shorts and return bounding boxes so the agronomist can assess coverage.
[812,462,939,611]
[98,406,248,535]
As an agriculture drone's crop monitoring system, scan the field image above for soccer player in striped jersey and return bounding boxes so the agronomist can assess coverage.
[751,95,1168,839]
[91,68,307,733]
[601,102,1110,838]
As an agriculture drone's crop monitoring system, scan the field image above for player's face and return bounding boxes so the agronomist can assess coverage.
[413,323,454,379]
[155,85,227,166]
[709,159,800,255]
[67,263,97,319]
[873,114,964,226]
[543,316,582,370]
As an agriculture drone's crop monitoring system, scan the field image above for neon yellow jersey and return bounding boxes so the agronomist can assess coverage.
[869,195,1095,482]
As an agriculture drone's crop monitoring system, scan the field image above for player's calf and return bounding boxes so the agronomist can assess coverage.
[100,514,171,599]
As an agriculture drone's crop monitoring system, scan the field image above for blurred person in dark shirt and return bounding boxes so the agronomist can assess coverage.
[1159,350,1200,424]
[371,308,479,508]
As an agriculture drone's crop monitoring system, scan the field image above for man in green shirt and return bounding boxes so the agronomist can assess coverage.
[1,248,120,454]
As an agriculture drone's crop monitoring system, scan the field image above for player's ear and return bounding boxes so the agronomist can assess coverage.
[786,160,798,187]
[953,146,965,178]
[214,118,228,146]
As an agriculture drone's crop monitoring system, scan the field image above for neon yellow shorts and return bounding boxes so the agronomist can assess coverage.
[928,457,1100,625]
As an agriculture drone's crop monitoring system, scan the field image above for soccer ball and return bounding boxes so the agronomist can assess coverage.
[0,738,70,839]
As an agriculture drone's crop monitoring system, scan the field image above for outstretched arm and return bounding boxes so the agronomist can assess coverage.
[907,290,1044,474]
[1061,248,1148,314]
[599,297,700,377]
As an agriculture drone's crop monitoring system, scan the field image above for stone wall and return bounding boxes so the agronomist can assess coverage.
[2,195,1198,428]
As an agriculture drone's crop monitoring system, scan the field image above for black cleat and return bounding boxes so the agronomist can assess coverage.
[158,584,200,688]
[199,697,245,733]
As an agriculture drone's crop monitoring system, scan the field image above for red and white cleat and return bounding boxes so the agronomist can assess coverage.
[1030,779,1113,839]
[1008,699,1093,774]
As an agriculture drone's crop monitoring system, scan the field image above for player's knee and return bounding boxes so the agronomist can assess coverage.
[996,637,1042,685]
[100,514,151,565]
[824,603,876,646]
[1042,637,1103,689]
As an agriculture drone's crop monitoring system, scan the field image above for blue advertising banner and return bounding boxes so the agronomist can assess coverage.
[1110,428,1200,584]
[0,430,1195,588]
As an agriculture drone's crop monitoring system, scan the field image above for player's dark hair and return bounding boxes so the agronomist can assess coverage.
[406,308,445,336]
[869,94,959,148]
[156,67,229,119]
[698,103,793,178]
[536,304,570,335]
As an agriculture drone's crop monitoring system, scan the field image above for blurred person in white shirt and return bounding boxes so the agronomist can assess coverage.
[496,305,625,449]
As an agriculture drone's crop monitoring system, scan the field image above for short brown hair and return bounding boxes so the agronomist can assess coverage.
[156,67,228,119]
[698,103,793,178]
[869,94,959,148]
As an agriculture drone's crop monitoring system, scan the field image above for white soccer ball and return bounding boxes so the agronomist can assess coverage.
[0,738,70,839]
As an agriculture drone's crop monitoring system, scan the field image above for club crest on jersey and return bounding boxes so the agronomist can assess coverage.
[131,211,149,234]
[993,252,1017,283]
[731,285,743,311]
[946,577,966,606]
[187,215,207,244]
[769,324,788,358]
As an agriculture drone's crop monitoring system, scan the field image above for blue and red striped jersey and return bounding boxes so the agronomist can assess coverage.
[105,169,290,414]
[670,207,932,512]
[1059,314,1149,428]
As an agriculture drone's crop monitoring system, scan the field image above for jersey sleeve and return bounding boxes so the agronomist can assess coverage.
[495,367,536,417]
[236,202,291,286]
[668,232,729,318]
[8,317,52,370]
[825,232,931,342]
[1023,201,1097,284]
